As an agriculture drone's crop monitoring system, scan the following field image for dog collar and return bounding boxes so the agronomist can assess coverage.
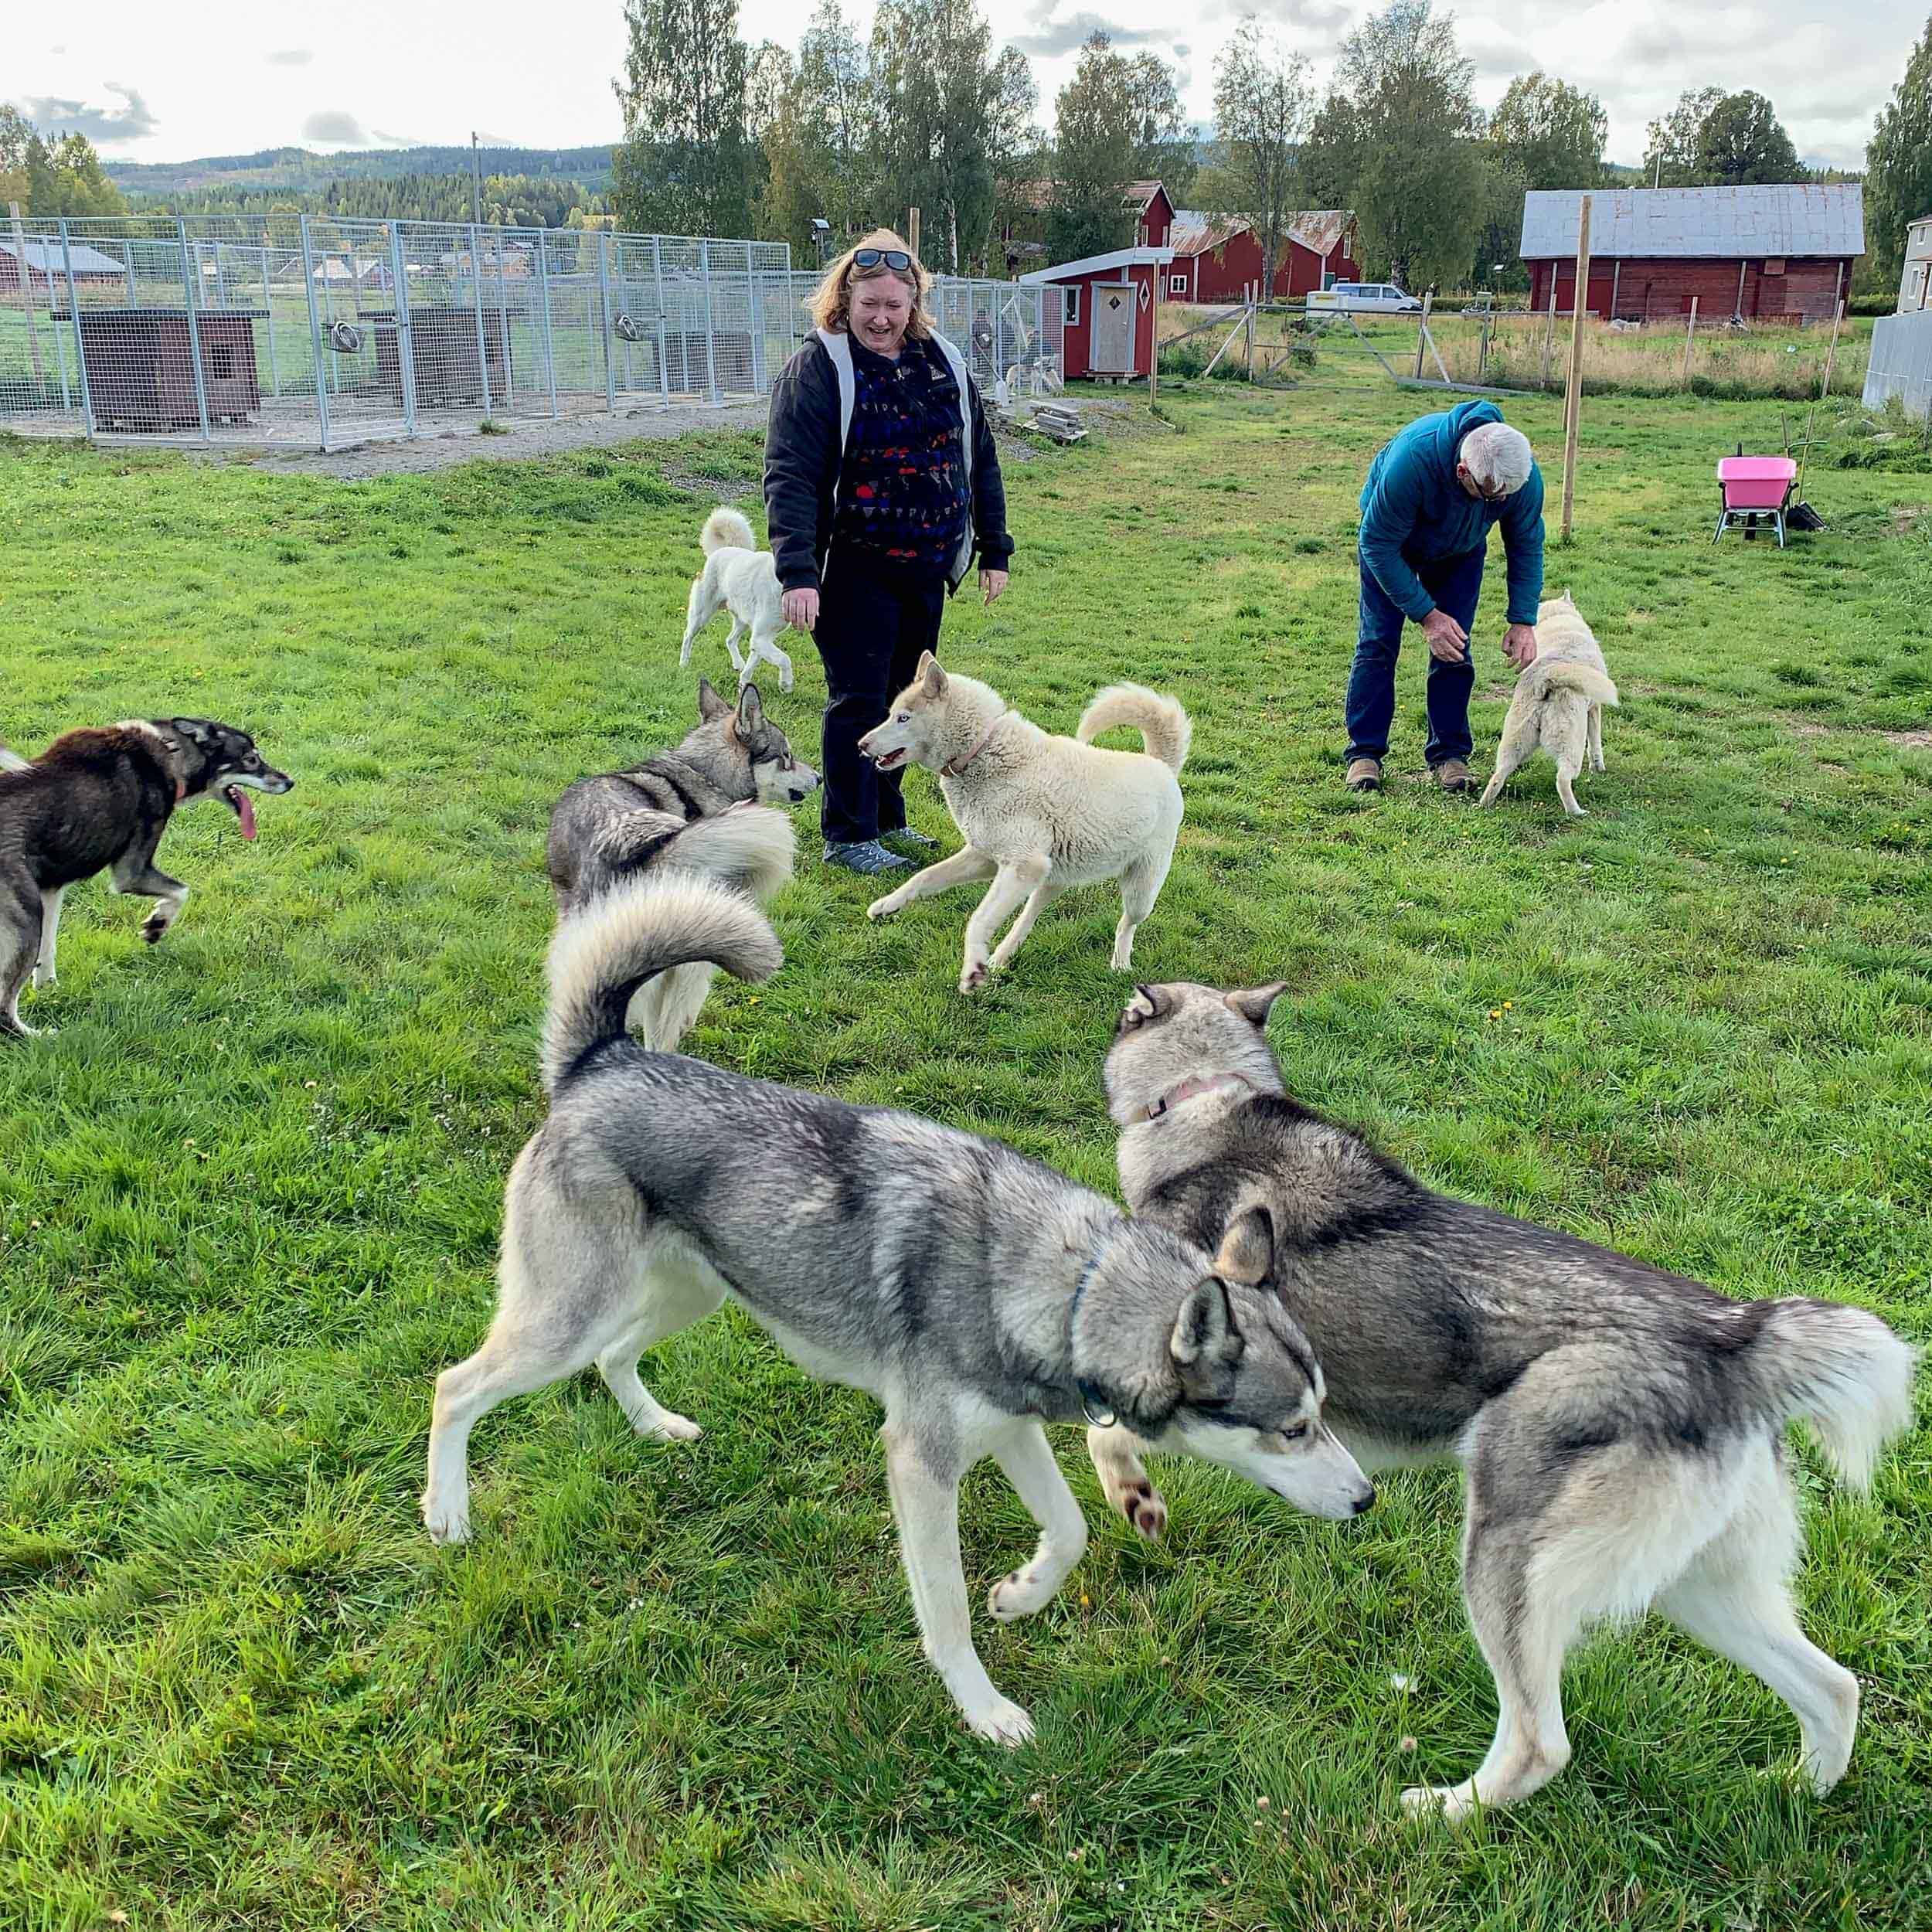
[940,713,1006,779]
[1065,1231,1120,1427]
[1137,1072,1254,1124]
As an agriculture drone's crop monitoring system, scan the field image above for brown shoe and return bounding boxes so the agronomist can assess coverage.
[1345,757,1383,793]
[1434,758,1474,794]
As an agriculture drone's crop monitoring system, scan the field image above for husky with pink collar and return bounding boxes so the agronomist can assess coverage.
[857,651,1191,994]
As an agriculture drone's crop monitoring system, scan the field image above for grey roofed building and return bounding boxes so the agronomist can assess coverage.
[0,237,126,277]
[1520,185,1865,261]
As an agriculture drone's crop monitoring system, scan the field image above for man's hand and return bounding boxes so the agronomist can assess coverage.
[1502,622,1538,668]
[981,567,1009,607]
[1420,607,1469,663]
[781,587,819,633]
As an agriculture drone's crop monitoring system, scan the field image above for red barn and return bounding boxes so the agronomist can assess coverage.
[0,236,124,290]
[1521,185,1863,323]
[1165,210,1360,304]
[1125,180,1175,249]
[1019,247,1172,380]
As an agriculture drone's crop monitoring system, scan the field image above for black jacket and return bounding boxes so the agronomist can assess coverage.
[764,332,1014,594]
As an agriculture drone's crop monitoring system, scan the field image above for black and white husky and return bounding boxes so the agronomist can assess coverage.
[0,716,292,1038]
[1090,978,1915,1818]
[422,876,1375,1746]
[545,678,815,1051]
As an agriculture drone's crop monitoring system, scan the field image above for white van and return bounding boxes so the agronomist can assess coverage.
[1307,281,1423,315]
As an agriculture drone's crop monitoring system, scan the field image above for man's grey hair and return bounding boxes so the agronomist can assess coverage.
[1461,422,1535,495]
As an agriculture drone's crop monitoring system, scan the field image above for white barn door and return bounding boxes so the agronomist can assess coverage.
[1090,283,1134,373]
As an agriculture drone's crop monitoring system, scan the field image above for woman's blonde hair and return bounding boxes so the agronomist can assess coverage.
[808,229,937,339]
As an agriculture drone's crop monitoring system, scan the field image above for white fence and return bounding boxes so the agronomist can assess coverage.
[1863,309,1932,422]
[0,216,1059,452]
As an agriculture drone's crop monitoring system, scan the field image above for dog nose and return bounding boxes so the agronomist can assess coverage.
[1352,1487,1376,1515]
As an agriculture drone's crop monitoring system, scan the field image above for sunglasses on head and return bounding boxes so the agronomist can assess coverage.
[852,248,913,272]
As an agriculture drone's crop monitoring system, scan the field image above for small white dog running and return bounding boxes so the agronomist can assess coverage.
[858,653,1191,993]
[1479,591,1619,818]
[679,506,797,693]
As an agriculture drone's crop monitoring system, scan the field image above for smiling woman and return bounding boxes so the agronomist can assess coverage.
[763,229,1014,876]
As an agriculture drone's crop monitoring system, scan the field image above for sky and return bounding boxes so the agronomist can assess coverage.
[9,0,1921,174]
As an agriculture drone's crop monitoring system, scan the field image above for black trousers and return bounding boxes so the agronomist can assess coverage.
[815,556,947,845]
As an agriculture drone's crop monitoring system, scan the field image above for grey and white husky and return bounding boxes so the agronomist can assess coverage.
[1088,979,1915,1817]
[546,678,815,1049]
[421,877,1373,1745]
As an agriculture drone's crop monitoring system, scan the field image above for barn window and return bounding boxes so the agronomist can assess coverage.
[1169,275,1186,298]
[1063,286,1080,326]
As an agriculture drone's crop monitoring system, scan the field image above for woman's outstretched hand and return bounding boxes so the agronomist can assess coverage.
[781,587,819,633]
[981,569,1009,607]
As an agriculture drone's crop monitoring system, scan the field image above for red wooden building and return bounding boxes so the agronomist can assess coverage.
[1165,210,1360,304]
[1125,181,1175,249]
[1520,185,1863,323]
[1018,246,1171,380]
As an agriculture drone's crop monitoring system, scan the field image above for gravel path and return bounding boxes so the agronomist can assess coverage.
[250,398,771,481]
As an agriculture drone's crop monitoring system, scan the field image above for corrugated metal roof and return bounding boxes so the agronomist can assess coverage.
[1168,209,1352,258]
[1520,185,1864,260]
[0,237,125,274]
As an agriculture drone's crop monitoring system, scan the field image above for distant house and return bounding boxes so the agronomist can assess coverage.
[1519,185,1864,323]
[1897,213,1932,312]
[0,237,124,291]
[1165,210,1360,304]
[1000,179,1175,273]
[1124,181,1175,250]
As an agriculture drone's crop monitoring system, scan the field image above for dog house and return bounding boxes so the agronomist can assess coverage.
[63,308,266,430]
[1018,247,1172,381]
[365,306,511,409]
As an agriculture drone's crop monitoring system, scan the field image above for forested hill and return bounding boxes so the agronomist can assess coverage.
[104,143,617,198]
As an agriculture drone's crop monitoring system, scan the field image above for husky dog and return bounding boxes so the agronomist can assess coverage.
[679,506,796,693]
[1,717,293,1039]
[1088,978,1915,1818]
[859,655,1192,994]
[421,876,1372,1745]
[1479,592,1619,818]
[546,678,814,1050]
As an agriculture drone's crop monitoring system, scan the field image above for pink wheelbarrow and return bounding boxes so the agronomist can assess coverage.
[1713,455,1798,548]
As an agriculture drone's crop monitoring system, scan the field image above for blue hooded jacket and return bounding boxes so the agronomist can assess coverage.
[1358,400,1544,626]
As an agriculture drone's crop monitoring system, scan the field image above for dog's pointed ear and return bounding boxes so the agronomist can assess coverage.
[1213,1206,1274,1287]
[735,682,764,736]
[697,679,730,723]
[1223,982,1286,1027]
[917,651,947,699]
[1170,1278,1243,1405]
[168,717,215,747]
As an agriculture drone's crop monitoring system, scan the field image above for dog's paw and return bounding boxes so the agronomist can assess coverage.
[30,968,56,990]
[1401,1782,1475,1824]
[779,668,794,692]
[866,893,903,921]
[963,1695,1036,1747]
[139,916,172,944]
[1119,1477,1167,1541]
[988,1568,1054,1621]
[421,1495,473,1546]
[960,961,990,994]
[638,1410,703,1443]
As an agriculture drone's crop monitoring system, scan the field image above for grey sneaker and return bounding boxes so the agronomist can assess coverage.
[882,827,940,855]
[1345,757,1383,793]
[823,838,913,875]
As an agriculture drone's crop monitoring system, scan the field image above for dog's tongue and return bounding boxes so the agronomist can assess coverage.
[233,787,257,841]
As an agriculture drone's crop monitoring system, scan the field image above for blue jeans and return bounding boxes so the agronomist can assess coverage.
[1345,546,1486,767]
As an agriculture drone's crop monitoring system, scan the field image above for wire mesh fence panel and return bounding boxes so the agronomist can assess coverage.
[0,217,1046,449]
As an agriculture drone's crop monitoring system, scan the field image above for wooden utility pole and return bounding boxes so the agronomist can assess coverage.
[1560,195,1591,542]
[1682,297,1699,388]
[906,206,920,258]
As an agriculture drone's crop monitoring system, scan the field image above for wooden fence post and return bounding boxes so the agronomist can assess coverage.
[1413,292,1432,379]
[1540,272,1557,389]
[1561,195,1591,543]
[907,207,920,259]
[1682,297,1699,388]
[1148,260,1161,401]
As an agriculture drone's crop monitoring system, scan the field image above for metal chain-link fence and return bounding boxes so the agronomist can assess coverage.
[0,215,1056,452]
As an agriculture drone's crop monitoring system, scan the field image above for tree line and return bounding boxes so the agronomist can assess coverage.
[5,6,1928,293]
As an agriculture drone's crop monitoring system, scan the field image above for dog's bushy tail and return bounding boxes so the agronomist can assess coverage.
[543,873,782,1095]
[701,505,757,556]
[0,740,28,773]
[1754,1299,1917,1488]
[1077,684,1193,773]
[1523,660,1619,709]
[587,804,795,907]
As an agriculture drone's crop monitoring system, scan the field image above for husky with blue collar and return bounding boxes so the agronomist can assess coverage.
[422,873,1372,1747]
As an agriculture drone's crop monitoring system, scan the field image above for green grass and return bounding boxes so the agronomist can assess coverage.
[2,361,1930,1929]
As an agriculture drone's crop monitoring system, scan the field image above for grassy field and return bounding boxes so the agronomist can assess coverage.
[2,356,1929,1929]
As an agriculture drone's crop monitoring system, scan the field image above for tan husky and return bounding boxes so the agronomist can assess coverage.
[1479,592,1619,818]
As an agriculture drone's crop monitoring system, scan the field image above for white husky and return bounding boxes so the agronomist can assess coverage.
[859,654,1191,994]
[1479,591,1619,818]
[678,507,796,694]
